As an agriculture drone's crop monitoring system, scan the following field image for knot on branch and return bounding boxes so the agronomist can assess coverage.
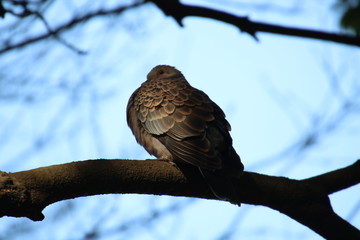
[150,0,185,26]
[0,171,44,221]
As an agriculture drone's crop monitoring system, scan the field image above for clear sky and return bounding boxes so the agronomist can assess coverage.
[0,1,359,239]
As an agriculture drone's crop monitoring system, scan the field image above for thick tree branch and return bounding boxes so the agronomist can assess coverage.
[304,159,360,194]
[150,0,360,47]
[0,159,359,239]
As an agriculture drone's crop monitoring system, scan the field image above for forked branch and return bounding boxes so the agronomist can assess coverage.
[0,159,359,239]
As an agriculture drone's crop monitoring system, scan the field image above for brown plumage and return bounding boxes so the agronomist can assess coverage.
[127,65,244,204]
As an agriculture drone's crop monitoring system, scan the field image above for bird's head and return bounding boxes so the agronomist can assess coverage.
[146,65,183,81]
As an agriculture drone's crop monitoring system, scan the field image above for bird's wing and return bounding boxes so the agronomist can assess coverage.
[138,82,231,170]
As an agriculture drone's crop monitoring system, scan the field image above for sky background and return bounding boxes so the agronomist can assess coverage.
[0,0,359,239]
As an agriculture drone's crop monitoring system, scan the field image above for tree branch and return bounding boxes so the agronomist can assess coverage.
[2,0,360,55]
[150,0,360,47]
[303,159,360,194]
[0,159,359,239]
[0,2,144,54]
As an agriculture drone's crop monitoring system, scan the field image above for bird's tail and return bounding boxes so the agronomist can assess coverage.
[199,168,242,206]
[222,146,244,178]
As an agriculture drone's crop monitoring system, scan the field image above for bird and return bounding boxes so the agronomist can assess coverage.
[127,65,244,205]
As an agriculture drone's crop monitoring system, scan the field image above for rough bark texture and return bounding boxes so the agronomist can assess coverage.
[0,159,359,239]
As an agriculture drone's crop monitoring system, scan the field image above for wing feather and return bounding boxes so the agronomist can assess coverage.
[160,135,221,170]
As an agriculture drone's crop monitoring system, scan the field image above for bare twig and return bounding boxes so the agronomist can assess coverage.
[0,1,145,54]
[34,11,87,54]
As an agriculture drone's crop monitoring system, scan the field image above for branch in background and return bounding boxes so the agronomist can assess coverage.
[1,0,360,55]
[33,11,87,55]
[0,1,5,18]
[0,1,145,54]
[0,159,359,239]
[150,0,360,47]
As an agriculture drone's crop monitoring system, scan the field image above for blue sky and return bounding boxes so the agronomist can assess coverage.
[0,1,359,239]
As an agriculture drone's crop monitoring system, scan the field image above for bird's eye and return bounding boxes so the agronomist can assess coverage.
[158,70,165,75]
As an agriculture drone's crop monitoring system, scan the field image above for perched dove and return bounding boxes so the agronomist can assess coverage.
[127,65,244,204]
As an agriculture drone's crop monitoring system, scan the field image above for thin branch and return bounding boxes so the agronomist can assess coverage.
[0,1,145,54]
[34,11,87,54]
[0,159,359,239]
[150,0,360,47]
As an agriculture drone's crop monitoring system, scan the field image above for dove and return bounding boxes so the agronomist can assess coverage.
[127,65,244,205]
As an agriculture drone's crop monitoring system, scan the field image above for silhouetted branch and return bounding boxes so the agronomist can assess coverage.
[304,159,360,194]
[150,0,360,47]
[0,159,359,239]
[1,0,360,55]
